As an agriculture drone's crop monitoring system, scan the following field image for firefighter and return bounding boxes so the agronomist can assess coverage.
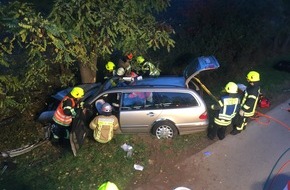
[51,87,85,141]
[104,61,116,80]
[208,82,240,140]
[89,103,119,143]
[136,56,160,77]
[118,53,133,77]
[98,181,119,190]
[231,71,261,135]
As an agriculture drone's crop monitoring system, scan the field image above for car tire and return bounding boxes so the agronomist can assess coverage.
[152,120,178,139]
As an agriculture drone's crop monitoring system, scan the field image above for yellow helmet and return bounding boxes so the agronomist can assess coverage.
[247,71,260,82]
[225,82,238,94]
[105,61,115,71]
[98,181,119,190]
[70,87,84,98]
[136,56,145,64]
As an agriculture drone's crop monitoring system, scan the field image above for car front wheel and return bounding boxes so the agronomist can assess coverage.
[152,121,178,139]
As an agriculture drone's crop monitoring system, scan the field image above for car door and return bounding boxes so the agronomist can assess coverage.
[119,91,162,133]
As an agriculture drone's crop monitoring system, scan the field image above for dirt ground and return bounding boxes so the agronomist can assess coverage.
[125,89,290,190]
[125,134,214,190]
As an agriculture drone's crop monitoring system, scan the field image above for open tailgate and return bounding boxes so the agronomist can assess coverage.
[183,55,220,86]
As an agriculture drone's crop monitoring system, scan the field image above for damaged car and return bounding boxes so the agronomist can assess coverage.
[37,56,220,154]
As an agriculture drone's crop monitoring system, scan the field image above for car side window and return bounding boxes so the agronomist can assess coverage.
[121,91,198,110]
[154,92,198,108]
[121,92,153,110]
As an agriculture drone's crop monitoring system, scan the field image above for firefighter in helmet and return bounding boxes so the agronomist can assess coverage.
[208,82,240,140]
[52,87,85,141]
[136,56,160,77]
[118,53,133,77]
[98,181,119,190]
[89,102,119,143]
[231,71,261,135]
[104,61,116,80]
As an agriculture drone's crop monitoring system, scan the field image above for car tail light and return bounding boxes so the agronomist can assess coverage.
[199,111,208,120]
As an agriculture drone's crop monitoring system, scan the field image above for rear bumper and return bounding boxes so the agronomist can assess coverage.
[177,122,208,135]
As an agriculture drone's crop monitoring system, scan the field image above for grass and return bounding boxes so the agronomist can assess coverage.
[0,53,290,190]
[0,134,150,190]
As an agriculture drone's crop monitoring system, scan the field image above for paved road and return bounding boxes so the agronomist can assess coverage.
[174,99,290,190]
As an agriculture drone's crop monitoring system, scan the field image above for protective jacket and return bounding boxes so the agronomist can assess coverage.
[240,82,260,117]
[53,96,76,126]
[89,115,119,143]
[142,61,160,77]
[104,70,116,80]
[118,59,131,77]
[212,94,240,126]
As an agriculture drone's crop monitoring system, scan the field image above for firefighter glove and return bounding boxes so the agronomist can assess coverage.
[79,102,85,109]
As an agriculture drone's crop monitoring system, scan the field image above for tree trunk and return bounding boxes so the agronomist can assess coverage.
[79,62,97,84]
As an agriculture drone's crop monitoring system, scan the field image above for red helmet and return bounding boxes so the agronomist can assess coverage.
[130,72,138,78]
[126,53,133,60]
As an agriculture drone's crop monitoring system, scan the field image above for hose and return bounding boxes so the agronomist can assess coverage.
[253,111,290,131]
[193,77,219,103]
[263,148,290,190]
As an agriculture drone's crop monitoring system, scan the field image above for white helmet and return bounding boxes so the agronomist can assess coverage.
[101,103,112,113]
[117,67,125,76]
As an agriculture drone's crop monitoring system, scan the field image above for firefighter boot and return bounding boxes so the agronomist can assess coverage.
[230,129,241,135]
[217,127,226,140]
[51,124,60,140]
[207,124,217,140]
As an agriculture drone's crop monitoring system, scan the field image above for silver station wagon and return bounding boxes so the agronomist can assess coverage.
[38,56,220,140]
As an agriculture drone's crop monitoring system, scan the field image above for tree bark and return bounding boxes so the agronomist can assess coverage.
[79,62,97,84]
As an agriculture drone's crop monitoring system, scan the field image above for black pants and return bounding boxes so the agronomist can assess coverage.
[232,114,249,131]
[208,123,228,140]
[51,123,71,140]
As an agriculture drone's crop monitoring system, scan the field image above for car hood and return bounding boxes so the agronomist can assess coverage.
[37,83,101,124]
[52,83,101,101]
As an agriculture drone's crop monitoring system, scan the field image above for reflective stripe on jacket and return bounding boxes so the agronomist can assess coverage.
[241,84,260,117]
[53,96,76,126]
[213,95,240,126]
[214,118,232,126]
[142,61,160,76]
[89,115,119,143]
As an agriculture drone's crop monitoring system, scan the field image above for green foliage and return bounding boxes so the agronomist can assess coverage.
[48,0,175,60]
[0,0,175,117]
[0,2,54,117]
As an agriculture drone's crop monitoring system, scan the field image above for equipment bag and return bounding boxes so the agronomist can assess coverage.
[258,96,270,108]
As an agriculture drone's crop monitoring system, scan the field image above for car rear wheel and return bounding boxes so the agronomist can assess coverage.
[152,121,178,139]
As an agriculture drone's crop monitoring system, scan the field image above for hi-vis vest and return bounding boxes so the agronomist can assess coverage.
[142,61,160,76]
[53,96,76,126]
[89,115,118,143]
[214,95,240,126]
[241,86,260,117]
